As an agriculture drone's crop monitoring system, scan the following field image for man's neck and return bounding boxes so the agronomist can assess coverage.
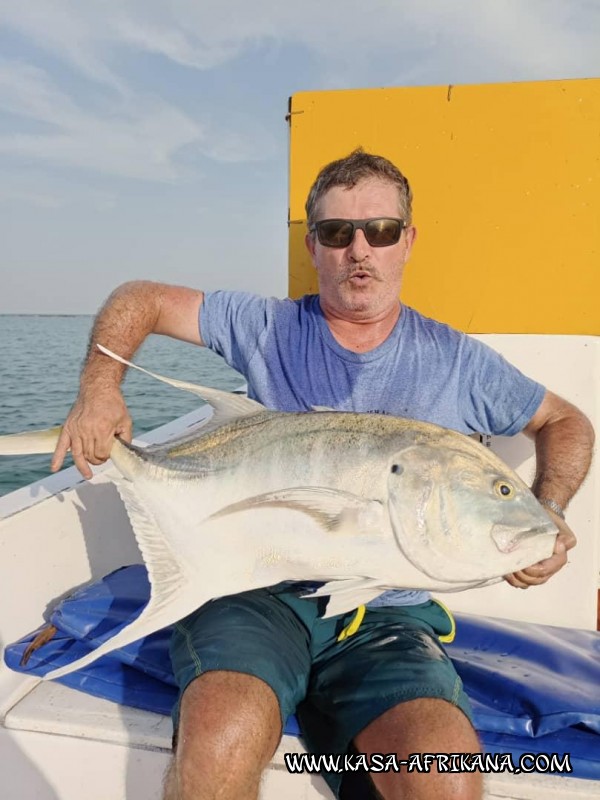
[322,302,402,353]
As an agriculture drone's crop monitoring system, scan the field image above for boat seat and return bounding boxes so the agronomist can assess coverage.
[4,565,600,779]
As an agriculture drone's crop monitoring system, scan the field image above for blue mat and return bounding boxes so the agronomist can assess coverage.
[5,565,599,777]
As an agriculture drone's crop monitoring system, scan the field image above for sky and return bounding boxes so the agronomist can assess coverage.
[0,1,599,314]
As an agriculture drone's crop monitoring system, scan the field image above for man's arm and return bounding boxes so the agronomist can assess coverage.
[504,389,595,588]
[52,281,204,478]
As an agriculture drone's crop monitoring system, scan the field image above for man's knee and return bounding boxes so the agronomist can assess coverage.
[356,696,479,750]
[169,671,282,799]
[180,670,280,738]
[353,697,483,800]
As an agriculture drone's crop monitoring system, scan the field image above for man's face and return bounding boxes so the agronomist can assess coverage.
[305,178,416,320]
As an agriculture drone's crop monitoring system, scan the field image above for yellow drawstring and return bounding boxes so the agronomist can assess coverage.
[335,599,456,644]
[431,598,456,643]
[337,604,366,641]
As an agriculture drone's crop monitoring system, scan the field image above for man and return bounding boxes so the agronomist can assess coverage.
[52,150,593,800]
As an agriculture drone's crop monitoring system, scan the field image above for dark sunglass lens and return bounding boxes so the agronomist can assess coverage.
[317,220,354,247]
[364,219,403,246]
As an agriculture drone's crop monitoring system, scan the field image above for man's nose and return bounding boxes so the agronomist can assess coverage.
[347,228,370,261]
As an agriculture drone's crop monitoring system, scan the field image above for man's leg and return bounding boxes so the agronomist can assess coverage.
[296,599,479,799]
[163,671,282,800]
[163,587,315,800]
[353,697,483,800]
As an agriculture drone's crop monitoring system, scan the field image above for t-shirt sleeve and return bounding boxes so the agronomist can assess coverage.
[460,337,546,436]
[199,290,269,375]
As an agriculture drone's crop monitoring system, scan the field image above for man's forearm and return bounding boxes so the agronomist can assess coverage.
[80,281,164,394]
[530,409,595,511]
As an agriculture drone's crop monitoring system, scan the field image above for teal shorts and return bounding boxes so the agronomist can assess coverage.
[170,584,472,798]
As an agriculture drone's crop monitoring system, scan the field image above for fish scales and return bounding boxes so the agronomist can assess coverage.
[158,412,430,476]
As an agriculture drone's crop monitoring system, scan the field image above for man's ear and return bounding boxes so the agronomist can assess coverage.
[404,225,417,258]
[305,232,316,261]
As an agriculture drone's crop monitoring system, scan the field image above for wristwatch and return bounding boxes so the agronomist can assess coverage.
[538,498,565,519]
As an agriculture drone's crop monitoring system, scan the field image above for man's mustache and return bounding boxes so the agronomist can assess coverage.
[338,266,382,283]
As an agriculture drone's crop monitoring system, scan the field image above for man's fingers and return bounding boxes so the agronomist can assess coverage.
[504,540,571,589]
[556,529,576,552]
[504,568,546,588]
[91,435,115,463]
[503,573,530,589]
[50,426,95,479]
[91,415,132,460]
[69,437,94,480]
[49,389,130,481]
[535,547,566,575]
[119,417,133,444]
[545,512,577,552]
[51,429,72,473]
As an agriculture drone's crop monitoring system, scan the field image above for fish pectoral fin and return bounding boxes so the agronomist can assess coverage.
[208,487,385,535]
[0,426,62,455]
[97,344,265,423]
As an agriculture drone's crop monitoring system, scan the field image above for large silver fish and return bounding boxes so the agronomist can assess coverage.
[0,346,557,680]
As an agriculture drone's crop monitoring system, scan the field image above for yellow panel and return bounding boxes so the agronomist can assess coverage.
[288,80,600,334]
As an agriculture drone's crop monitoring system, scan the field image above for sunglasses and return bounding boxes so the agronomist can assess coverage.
[309,217,406,248]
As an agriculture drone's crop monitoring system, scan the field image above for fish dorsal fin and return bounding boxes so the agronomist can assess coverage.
[97,344,265,424]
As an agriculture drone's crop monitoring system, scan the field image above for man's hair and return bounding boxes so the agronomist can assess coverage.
[305,148,413,227]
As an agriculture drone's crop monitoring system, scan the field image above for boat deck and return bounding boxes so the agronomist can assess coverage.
[4,680,599,799]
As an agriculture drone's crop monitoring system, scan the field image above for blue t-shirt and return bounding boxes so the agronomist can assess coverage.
[199,291,546,606]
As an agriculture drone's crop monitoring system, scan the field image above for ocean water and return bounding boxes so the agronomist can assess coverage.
[0,315,243,497]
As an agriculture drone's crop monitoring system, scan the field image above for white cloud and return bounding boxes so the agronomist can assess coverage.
[1,0,598,313]
[113,15,245,71]
[0,60,204,180]
[2,1,598,87]
[0,4,127,91]
[1,2,598,183]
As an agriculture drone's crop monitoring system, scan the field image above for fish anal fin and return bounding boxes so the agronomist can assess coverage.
[44,477,198,680]
[208,487,384,536]
[113,477,187,598]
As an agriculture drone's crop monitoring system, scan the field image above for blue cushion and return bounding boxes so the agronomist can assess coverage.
[4,565,599,776]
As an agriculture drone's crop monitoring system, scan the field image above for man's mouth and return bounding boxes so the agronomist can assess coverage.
[347,271,374,283]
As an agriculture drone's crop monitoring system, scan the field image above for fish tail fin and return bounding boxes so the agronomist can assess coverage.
[0,426,62,455]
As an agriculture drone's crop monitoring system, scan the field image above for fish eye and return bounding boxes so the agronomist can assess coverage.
[390,464,403,475]
[494,480,515,499]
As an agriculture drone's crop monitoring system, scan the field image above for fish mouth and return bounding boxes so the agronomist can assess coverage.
[491,520,558,554]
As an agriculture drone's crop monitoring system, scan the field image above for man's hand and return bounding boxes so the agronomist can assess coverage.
[503,509,577,589]
[45,282,204,480]
[51,386,132,480]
